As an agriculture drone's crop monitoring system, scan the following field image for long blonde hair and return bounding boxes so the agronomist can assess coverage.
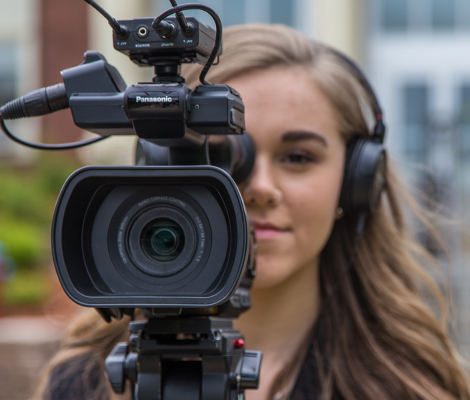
[33,24,469,400]
[188,23,469,400]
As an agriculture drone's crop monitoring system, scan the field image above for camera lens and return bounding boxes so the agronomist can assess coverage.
[141,219,185,262]
[125,202,199,277]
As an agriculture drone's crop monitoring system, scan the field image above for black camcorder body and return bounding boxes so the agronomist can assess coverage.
[0,0,258,318]
[0,3,263,397]
[21,10,256,318]
[0,2,257,317]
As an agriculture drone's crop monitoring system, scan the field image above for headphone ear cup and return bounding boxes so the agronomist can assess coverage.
[340,138,386,215]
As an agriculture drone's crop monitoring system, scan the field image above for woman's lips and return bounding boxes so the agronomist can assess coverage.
[252,221,289,240]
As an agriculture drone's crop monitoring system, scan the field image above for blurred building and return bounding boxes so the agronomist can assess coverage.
[1,0,470,357]
[0,0,92,163]
[366,0,470,357]
[0,0,41,163]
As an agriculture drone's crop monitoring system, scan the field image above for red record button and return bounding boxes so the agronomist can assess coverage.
[234,339,245,349]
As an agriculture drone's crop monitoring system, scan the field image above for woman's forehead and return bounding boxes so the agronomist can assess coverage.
[225,66,332,110]
[225,67,341,144]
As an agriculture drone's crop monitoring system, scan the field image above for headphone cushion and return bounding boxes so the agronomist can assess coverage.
[340,138,386,215]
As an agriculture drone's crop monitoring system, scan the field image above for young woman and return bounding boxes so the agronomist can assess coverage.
[33,24,470,400]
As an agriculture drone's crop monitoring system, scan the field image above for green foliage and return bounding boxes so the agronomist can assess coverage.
[0,155,79,309]
[0,217,46,269]
[0,155,80,271]
[2,270,51,307]
[36,154,80,195]
[0,171,51,223]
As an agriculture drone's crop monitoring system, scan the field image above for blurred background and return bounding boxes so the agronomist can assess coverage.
[1,0,470,398]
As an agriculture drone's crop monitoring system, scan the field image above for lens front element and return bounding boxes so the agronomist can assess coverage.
[141,219,185,262]
[126,200,200,278]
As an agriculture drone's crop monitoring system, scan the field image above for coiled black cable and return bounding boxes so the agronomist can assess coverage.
[0,118,109,151]
[152,4,222,85]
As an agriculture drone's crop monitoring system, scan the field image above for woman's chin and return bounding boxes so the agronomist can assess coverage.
[251,276,285,290]
[250,258,293,290]
[250,252,319,291]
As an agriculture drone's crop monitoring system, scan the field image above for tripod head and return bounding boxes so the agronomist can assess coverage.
[106,317,261,400]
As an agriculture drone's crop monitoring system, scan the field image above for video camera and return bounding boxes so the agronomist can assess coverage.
[0,1,261,399]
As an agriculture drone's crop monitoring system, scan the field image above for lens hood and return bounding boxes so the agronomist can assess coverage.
[52,165,249,308]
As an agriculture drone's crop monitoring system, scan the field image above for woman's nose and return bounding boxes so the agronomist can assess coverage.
[241,159,283,207]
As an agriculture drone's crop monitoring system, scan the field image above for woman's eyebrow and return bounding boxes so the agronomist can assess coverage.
[281,131,328,147]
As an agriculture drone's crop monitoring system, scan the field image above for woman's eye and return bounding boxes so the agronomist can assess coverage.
[280,150,316,165]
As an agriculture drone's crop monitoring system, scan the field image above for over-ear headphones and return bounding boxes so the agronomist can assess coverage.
[333,51,387,215]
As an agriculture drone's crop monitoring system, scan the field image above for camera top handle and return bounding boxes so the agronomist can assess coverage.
[0,1,226,151]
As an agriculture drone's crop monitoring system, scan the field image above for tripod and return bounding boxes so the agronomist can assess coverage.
[106,315,261,400]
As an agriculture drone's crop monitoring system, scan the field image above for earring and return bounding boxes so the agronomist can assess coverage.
[335,206,344,218]
[268,189,283,206]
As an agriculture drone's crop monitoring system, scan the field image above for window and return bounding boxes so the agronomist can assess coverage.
[457,0,470,28]
[432,0,455,30]
[380,0,408,31]
[223,0,245,27]
[457,85,470,190]
[402,83,429,165]
[459,85,470,125]
[270,0,294,26]
[454,84,470,262]
[153,0,298,29]
[0,44,17,107]
[379,0,469,32]
[0,44,17,154]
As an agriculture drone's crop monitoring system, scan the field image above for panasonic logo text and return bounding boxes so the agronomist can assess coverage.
[135,96,173,103]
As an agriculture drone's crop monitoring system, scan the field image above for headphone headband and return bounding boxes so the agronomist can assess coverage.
[327,49,387,215]
[330,49,386,145]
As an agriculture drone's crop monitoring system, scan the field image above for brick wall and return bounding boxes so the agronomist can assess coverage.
[40,0,89,144]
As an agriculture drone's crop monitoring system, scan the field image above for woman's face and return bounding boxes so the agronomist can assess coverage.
[226,66,346,289]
